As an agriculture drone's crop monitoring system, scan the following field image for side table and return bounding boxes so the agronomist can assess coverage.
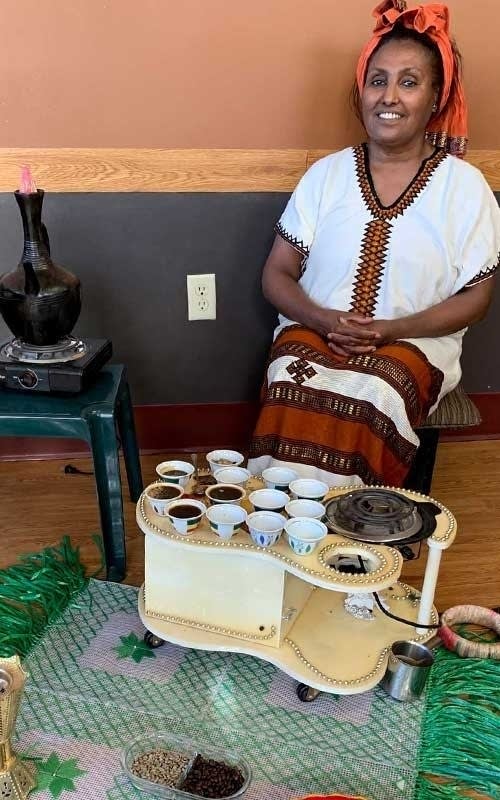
[0,364,143,581]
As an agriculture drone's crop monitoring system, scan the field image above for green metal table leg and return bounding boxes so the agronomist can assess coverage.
[83,403,126,582]
[116,376,143,502]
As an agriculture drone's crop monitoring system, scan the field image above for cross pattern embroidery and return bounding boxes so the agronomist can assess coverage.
[286,358,317,385]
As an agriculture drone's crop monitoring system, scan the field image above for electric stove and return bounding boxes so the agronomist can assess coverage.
[0,336,112,393]
[324,487,441,560]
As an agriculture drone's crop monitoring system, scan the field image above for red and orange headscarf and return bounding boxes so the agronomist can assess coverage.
[356,0,468,157]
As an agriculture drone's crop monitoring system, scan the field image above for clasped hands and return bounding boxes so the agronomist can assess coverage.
[325,312,398,356]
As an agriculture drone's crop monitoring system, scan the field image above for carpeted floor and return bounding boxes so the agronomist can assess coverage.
[3,542,499,800]
[16,579,424,800]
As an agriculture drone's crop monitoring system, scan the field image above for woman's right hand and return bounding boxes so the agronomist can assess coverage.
[324,312,380,356]
[261,237,379,355]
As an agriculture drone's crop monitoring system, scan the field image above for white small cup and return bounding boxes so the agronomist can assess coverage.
[156,460,195,488]
[145,482,184,515]
[205,483,246,505]
[247,511,286,548]
[213,466,251,486]
[285,517,328,556]
[248,489,289,513]
[285,498,325,521]
[289,479,329,502]
[262,467,298,491]
[166,499,206,535]
[206,504,247,540]
[206,449,244,475]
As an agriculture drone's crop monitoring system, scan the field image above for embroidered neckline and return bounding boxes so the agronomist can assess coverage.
[354,143,447,220]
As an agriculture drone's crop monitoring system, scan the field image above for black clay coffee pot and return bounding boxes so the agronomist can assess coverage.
[0,173,81,346]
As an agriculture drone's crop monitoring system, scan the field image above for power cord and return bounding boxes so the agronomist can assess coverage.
[63,436,122,477]
[357,556,440,629]
[64,464,94,476]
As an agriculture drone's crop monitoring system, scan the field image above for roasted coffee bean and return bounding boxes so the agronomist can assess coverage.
[131,748,190,787]
[179,754,245,798]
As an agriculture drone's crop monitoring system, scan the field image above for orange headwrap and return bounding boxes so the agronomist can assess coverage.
[356,0,468,156]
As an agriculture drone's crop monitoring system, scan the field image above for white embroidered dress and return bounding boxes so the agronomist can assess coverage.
[248,145,500,484]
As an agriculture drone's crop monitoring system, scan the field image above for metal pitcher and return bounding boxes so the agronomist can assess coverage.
[380,640,435,702]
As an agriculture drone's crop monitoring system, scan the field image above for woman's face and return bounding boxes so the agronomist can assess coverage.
[361,39,439,150]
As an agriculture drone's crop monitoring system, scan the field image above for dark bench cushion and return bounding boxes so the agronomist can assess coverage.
[420,383,481,429]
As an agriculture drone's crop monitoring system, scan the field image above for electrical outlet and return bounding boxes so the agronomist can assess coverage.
[187,273,216,320]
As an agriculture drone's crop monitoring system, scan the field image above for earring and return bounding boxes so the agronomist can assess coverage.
[432,102,438,113]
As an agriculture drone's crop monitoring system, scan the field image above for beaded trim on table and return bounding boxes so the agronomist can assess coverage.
[428,501,455,543]
[317,541,401,582]
[142,587,277,642]
[389,582,421,607]
[142,585,436,686]
[139,495,401,588]
[400,489,455,544]
[284,605,438,688]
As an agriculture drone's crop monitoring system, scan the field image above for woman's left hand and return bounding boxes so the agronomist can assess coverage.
[339,279,496,352]
[365,318,401,346]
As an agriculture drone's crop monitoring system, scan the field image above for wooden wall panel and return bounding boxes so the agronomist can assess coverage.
[307,149,500,190]
[0,149,307,193]
[0,148,499,192]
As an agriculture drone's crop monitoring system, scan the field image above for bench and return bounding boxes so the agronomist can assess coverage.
[404,383,481,495]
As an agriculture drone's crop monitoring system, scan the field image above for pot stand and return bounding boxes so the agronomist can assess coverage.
[137,484,456,697]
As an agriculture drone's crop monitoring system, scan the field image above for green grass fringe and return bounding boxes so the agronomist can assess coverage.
[0,536,87,659]
[416,646,500,800]
[2,538,498,798]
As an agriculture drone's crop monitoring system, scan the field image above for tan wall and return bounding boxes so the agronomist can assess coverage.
[0,0,498,149]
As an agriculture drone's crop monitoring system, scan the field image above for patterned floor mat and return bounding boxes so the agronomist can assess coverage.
[15,579,424,800]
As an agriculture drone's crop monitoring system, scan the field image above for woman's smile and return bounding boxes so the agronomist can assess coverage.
[377,111,404,120]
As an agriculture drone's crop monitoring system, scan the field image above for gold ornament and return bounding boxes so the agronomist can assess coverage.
[0,655,36,799]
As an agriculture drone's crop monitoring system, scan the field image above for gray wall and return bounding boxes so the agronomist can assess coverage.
[0,191,498,403]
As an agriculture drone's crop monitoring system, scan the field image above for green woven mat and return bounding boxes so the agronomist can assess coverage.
[3,541,499,800]
[15,578,423,800]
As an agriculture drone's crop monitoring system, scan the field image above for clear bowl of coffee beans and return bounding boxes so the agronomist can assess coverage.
[122,732,252,799]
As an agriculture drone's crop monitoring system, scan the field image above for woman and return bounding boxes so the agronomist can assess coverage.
[247,0,500,487]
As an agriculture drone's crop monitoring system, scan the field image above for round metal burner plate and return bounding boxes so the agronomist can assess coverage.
[1,336,87,364]
[325,488,422,544]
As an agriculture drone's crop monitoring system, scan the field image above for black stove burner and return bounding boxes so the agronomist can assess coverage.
[1,336,87,364]
[325,488,440,546]
[0,337,112,393]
